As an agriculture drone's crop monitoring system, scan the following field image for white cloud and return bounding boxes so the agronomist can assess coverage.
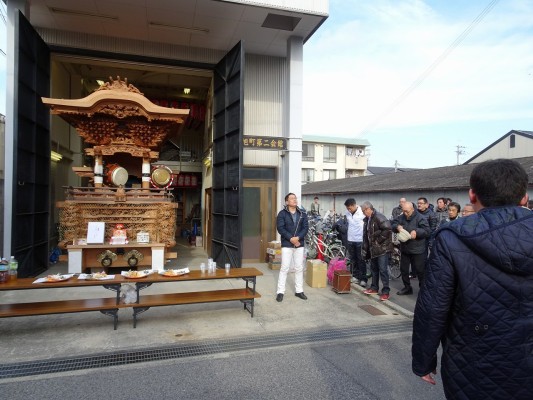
[303,0,533,149]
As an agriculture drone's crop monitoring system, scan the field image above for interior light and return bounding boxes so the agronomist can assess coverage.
[148,22,209,35]
[51,151,63,162]
[49,7,118,21]
[183,88,191,95]
[96,80,105,86]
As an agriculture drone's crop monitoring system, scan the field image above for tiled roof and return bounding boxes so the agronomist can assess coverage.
[366,166,418,175]
[302,156,533,195]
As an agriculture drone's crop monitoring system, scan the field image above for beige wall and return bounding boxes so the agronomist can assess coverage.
[468,134,533,163]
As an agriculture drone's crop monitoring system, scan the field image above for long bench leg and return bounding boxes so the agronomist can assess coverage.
[132,307,150,328]
[241,299,254,317]
[100,309,119,330]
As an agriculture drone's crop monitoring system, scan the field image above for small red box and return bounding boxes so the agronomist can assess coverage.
[332,270,351,294]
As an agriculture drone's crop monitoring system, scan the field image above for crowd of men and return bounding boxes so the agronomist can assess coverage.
[287,159,532,399]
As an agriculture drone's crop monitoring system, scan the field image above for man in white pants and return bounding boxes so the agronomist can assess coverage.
[276,193,309,302]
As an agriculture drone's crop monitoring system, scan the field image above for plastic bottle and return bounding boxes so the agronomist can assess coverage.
[0,258,8,283]
[8,256,18,280]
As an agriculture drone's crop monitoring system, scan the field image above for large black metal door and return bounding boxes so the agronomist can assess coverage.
[211,42,244,267]
[11,11,50,277]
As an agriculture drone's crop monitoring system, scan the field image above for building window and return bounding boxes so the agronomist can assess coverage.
[302,143,315,161]
[347,147,365,157]
[302,169,314,183]
[510,134,515,148]
[323,169,336,180]
[323,145,336,163]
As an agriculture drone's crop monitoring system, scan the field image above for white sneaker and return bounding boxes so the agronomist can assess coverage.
[350,277,359,284]
[359,281,367,288]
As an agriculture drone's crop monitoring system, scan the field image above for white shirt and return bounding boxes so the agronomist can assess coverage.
[345,207,364,242]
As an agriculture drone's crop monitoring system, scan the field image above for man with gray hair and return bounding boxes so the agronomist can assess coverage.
[361,201,394,301]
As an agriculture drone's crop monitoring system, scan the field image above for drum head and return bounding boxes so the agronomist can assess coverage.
[111,166,128,186]
[151,166,172,187]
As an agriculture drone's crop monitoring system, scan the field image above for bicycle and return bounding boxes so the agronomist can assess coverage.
[305,227,346,263]
[388,245,401,279]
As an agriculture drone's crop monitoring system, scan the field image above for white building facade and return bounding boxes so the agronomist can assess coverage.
[301,135,370,184]
[3,0,329,273]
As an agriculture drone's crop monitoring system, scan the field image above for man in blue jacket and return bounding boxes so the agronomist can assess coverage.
[276,193,309,302]
[412,159,533,400]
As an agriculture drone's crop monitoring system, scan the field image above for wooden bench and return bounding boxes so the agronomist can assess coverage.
[0,298,125,330]
[0,267,263,329]
[132,288,261,328]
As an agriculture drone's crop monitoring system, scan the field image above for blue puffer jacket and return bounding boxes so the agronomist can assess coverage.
[277,206,308,248]
[412,206,533,400]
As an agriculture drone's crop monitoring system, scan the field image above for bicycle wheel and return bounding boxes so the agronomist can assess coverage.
[306,244,318,259]
[327,245,345,261]
[389,256,401,279]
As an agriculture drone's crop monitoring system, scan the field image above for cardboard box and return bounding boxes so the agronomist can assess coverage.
[268,262,281,270]
[268,241,281,249]
[266,248,282,255]
[305,260,327,288]
[268,254,281,263]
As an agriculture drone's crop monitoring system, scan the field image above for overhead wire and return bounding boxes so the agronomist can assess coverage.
[359,0,501,136]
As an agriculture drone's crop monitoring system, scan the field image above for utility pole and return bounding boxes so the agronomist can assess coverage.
[394,160,399,172]
[455,145,465,165]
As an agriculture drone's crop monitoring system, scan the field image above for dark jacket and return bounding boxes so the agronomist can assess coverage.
[276,206,308,248]
[417,208,438,233]
[412,206,533,400]
[391,205,403,220]
[391,210,430,255]
[362,210,393,259]
[332,215,348,248]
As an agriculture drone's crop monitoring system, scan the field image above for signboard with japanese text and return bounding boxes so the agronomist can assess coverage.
[243,136,287,150]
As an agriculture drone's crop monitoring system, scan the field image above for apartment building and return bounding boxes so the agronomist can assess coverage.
[301,135,370,184]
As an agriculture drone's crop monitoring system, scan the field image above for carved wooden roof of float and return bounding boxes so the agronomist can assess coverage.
[41,77,189,150]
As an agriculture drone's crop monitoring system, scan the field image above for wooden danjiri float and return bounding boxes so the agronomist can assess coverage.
[42,77,189,272]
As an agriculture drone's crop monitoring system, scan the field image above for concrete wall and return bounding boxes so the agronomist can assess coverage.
[303,190,472,219]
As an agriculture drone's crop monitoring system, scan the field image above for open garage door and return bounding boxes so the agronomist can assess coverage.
[9,11,51,277]
[211,42,244,267]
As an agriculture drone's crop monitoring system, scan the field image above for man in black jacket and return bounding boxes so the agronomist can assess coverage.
[391,202,430,295]
[275,193,309,302]
[412,159,533,399]
[361,201,393,301]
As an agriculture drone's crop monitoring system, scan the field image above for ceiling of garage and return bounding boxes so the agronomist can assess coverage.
[27,0,327,102]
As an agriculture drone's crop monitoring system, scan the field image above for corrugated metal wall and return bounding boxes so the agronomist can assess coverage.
[243,54,287,166]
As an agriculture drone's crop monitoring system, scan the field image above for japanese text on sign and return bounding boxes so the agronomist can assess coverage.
[243,136,287,150]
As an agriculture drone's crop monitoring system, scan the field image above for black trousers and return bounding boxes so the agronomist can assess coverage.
[400,252,427,288]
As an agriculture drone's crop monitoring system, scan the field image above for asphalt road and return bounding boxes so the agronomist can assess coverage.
[0,332,446,400]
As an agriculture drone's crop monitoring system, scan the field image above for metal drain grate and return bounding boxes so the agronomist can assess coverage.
[0,320,411,379]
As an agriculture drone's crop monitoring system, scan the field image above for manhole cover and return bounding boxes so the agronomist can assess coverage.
[359,304,387,316]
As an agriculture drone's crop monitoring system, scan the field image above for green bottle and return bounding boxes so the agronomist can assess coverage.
[8,256,18,280]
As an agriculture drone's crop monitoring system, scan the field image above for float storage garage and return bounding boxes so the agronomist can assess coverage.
[3,0,328,275]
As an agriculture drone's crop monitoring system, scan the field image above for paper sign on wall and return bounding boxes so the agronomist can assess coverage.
[87,222,105,244]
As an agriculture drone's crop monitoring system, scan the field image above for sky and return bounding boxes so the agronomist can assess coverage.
[302,0,533,168]
[1,1,532,169]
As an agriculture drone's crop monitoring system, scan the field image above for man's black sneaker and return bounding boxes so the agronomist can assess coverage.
[276,293,284,302]
[397,287,414,295]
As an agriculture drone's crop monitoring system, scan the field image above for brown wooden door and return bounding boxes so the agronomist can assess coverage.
[242,181,276,263]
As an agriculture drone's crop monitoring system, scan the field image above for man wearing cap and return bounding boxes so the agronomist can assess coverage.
[391,201,431,295]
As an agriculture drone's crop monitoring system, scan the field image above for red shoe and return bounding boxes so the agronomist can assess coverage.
[379,293,390,301]
[363,289,378,295]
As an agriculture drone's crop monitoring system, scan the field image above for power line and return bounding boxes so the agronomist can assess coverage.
[360,0,501,136]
